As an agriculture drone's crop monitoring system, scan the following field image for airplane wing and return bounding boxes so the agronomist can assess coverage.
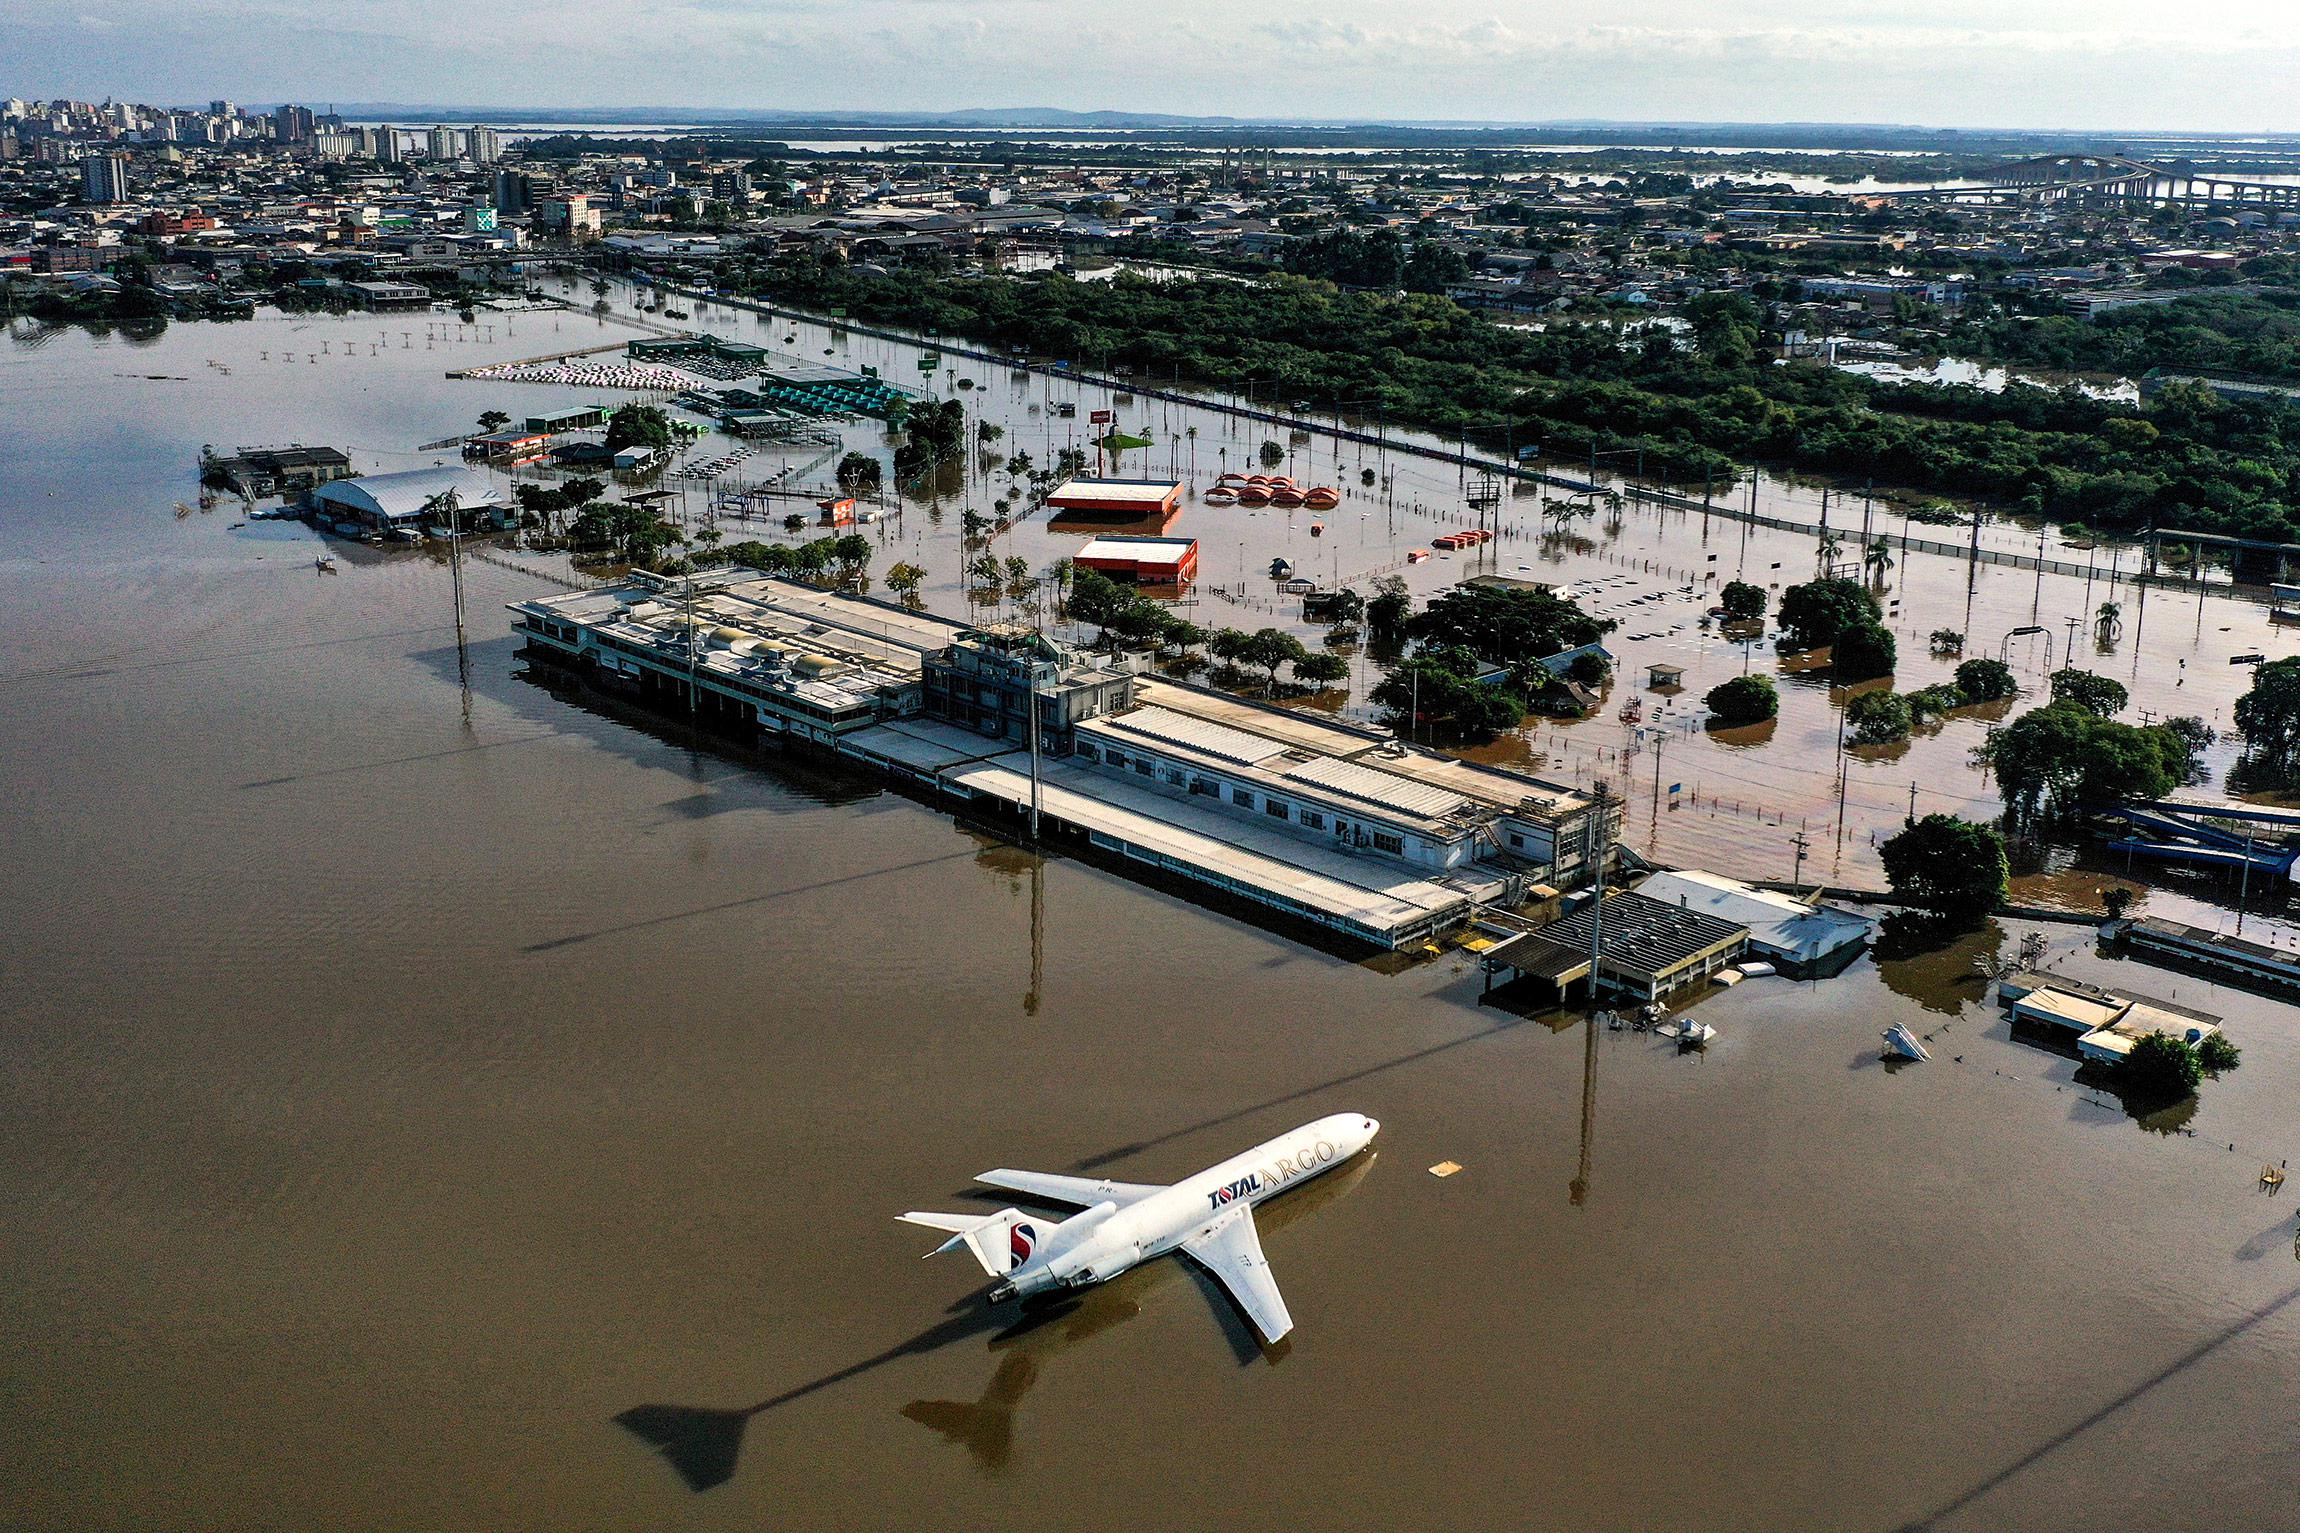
[1179,1206,1294,1344]
[976,1169,1165,1208]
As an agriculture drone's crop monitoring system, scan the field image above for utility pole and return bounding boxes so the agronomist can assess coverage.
[1792,826,1810,888]
[1584,781,1613,1013]
[683,572,698,719]
[1025,634,1044,843]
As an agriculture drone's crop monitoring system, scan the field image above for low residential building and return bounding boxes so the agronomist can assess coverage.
[1633,869,1874,976]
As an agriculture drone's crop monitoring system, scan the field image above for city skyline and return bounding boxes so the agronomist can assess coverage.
[9,0,2300,134]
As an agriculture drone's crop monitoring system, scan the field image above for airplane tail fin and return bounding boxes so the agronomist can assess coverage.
[898,1207,1044,1277]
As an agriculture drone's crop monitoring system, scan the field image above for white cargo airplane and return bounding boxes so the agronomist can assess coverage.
[900,1113,1379,1344]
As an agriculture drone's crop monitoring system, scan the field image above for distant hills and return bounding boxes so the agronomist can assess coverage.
[304,104,2300,154]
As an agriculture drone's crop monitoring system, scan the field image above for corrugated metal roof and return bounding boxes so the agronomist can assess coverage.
[1283,755,1469,820]
[1099,705,1287,768]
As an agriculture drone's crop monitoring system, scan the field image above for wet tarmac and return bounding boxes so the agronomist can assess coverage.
[5,307,2300,1532]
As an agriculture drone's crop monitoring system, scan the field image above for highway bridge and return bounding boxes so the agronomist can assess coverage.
[1888,154,2300,212]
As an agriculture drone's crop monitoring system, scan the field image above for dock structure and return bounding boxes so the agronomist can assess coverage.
[507,572,1615,949]
[2101,916,2300,996]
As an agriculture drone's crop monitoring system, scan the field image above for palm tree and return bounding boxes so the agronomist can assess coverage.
[2094,600,2124,645]
[1864,537,1894,582]
[1817,528,1844,570]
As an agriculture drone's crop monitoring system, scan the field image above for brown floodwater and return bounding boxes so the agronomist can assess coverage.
[5,309,2300,1532]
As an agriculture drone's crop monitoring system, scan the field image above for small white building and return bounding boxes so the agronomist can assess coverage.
[1634,869,1874,976]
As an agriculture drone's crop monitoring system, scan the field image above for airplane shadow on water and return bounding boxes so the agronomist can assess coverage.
[615,1152,1374,1491]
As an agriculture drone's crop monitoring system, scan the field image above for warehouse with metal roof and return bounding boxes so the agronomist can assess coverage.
[307,466,506,531]
[1480,889,1750,1004]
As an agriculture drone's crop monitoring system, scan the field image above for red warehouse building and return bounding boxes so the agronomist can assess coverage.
[1044,477,1184,521]
[1072,535,1200,586]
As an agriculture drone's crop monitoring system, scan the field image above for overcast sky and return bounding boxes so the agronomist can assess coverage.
[11,0,2300,131]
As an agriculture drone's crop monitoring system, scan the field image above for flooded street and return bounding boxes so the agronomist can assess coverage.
[5,307,2300,1532]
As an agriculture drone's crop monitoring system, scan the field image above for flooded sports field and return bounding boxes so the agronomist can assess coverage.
[4,306,2298,1532]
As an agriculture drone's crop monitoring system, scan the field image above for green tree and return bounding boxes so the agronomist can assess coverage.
[1987,702,2187,825]
[1718,579,1766,622]
[1206,627,1256,669]
[2114,1032,2202,1104]
[605,404,674,453]
[477,409,510,433]
[836,452,883,494]
[1372,647,1525,741]
[1404,584,1612,682]
[885,560,927,607]
[1064,567,1127,631]
[1880,814,2009,920]
[1847,689,1913,744]
[1294,651,1349,688]
[2234,655,2300,779]
[1241,627,1310,688]
[1953,657,2017,703]
[1366,579,1413,641]
[2048,667,2128,718]
[1776,577,1880,650]
[1833,620,1897,682]
[1704,673,1778,725]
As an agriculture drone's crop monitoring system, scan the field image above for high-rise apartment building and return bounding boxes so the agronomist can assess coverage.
[82,152,129,203]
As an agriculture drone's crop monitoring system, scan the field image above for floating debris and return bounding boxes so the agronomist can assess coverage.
[1428,1162,1463,1179]
[1883,1024,1930,1062]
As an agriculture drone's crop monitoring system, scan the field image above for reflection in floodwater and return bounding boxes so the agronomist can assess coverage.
[1875,917,2004,1017]
[1894,1284,2300,1532]
[1570,1010,1598,1208]
[619,1152,1374,1491]
[904,1353,1041,1471]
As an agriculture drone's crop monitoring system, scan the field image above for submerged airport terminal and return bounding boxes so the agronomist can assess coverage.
[511,570,1619,950]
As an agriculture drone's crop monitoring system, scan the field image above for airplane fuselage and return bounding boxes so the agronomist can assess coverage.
[992,1113,1378,1302]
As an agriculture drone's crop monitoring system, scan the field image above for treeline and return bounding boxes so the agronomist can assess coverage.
[745,256,2300,541]
[1942,287,2300,385]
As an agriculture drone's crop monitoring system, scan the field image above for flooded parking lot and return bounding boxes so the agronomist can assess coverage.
[5,305,2299,1532]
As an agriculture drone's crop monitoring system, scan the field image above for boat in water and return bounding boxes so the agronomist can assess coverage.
[1883,1024,1930,1062]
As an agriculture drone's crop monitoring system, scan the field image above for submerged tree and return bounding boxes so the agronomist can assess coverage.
[1880,814,2008,921]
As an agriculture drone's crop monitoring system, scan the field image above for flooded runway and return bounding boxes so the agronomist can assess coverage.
[4,309,2299,1531]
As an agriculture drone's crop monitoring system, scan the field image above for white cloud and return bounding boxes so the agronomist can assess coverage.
[11,0,2300,129]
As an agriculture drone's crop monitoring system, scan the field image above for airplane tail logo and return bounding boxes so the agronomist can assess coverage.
[1009,1222,1036,1266]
